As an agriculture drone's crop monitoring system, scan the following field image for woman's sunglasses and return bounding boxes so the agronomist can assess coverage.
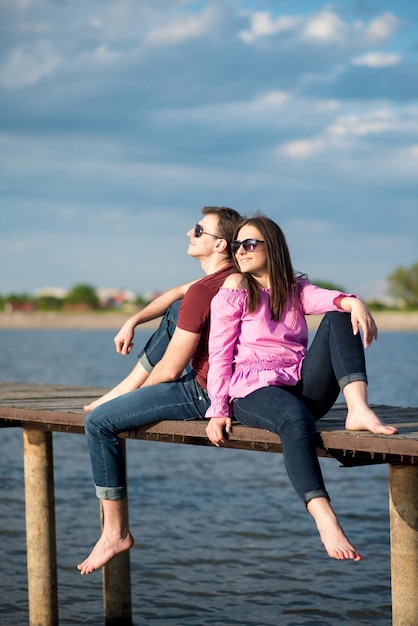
[194,223,221,239]
[231,238,265,254]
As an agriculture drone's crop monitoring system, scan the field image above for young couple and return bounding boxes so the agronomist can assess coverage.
[77,206,397,576]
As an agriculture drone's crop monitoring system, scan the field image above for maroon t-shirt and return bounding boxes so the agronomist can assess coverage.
[177,264,234,389]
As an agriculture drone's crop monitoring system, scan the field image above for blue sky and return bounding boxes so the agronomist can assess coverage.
[0,0,417,299]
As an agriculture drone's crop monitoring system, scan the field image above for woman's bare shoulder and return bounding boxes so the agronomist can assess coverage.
[222,273,248,290]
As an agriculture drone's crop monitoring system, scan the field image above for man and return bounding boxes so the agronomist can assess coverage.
[78,206,242,575]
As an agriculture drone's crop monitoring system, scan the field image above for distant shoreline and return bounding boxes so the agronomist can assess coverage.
[0,311,418,331]
[0,312,161,330]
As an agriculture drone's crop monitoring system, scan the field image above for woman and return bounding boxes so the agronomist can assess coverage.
[205,214,397,562]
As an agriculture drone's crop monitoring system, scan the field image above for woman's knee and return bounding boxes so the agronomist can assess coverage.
[323,310,350,328]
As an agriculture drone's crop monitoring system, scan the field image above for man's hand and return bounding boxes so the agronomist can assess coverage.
[114,321,136,355]
[206,417,232,447]
[113,280,198,355]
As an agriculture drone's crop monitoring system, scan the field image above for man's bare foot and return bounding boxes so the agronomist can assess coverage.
[77,531,134,575]
[83,401,98,412]
[83,390,119,412]
[345,406,398,435]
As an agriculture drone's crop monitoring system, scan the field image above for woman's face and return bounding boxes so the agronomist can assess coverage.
[233,224,267,275]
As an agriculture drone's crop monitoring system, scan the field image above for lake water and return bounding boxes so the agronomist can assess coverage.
[0,328,417,626]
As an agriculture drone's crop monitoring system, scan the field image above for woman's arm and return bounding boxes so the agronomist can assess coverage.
[206,287,243,414]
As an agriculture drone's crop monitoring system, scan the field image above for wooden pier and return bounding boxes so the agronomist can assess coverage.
[1,381,417,626]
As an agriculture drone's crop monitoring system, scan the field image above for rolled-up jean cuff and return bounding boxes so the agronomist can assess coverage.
[303,489,330,506]
[138,352,153,374]
[95,485,127,501]
[339,372,368,391]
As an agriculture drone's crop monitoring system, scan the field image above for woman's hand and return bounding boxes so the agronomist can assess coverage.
[337,296,378,348]
[206,417,232,447]
[349,298,378,348]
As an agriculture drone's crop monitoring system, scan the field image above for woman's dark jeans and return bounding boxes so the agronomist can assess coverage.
[234,312,367,504]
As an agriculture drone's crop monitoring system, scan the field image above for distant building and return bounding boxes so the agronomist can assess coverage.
[34,286,138,310]
[96,288,137,308]
[4,301,36,313]
[35,287,69,299]
[144,290,163,302]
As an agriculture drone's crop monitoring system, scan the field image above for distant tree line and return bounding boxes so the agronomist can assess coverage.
[310,261,418,310]
[1,263,418,312]
[387,262,418,309]
[0,283,148,313]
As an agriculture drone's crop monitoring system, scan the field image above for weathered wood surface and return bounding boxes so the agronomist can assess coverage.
[1,382,417,466]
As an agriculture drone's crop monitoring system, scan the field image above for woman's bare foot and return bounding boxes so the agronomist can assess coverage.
[343,381,398,435]
[345,405,398,435]
[307,497,362,561]
[77,530,134,575]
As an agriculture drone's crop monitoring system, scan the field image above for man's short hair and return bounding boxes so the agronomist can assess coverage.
[201,206,242,258]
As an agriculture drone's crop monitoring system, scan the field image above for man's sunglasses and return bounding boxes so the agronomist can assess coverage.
[231,238,265,254]
[194,223,221,239]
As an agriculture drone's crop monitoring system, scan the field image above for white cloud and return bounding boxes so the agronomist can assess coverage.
[303,10,347,42]
[352,52,401,68]
[278,106,418,159]
[366,12,399,43]
[0,40,62,87]
[144,5,218,46]
[239,8,400,51]
[91,43,121,63]
[240,9,349,44]
[239,12,300,43]
[280,138,325,159]
[328,109,401,138]
[252,90,289,108]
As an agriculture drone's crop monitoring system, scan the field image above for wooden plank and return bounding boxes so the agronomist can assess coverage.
[1,382,417,465]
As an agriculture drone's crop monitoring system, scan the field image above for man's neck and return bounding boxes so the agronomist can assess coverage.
[200,255,232,276]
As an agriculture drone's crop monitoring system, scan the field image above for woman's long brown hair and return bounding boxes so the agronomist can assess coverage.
[232,214,301,321]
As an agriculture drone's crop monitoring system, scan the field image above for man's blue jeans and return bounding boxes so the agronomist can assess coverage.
[137,300,193,376]
[84,301,207,500]
[84,309,367,505]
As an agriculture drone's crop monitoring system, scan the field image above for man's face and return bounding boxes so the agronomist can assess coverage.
[187,214,221,258]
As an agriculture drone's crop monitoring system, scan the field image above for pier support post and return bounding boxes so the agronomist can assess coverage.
[389,464,418,626]
[23,429,59,626]
[102,438,132,626]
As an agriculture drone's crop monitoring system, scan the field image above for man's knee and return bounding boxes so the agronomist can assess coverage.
[84,407,106,437]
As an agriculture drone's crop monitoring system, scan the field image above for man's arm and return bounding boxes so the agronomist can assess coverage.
[114,279,199,354]
[141,327,201,387]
